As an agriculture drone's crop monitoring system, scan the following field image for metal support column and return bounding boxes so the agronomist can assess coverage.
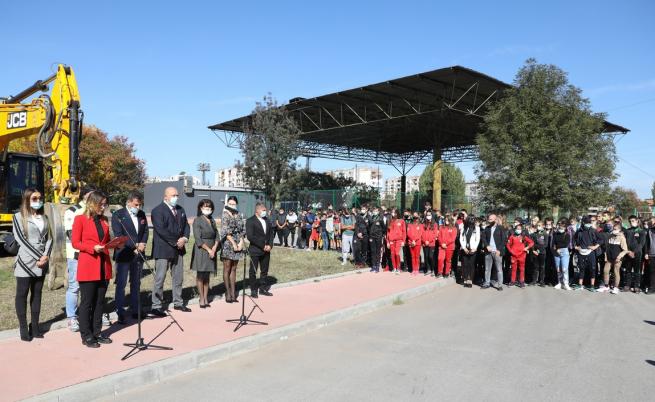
[432,147,443,211]
[400,174,407,211]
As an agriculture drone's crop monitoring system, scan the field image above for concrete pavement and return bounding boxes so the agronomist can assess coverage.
[111,284,655,402]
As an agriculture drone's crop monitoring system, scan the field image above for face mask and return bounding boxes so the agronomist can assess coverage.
[202,208,213,216]
[30,201,44,210]
[361,210,367,215]
[612,230,620,235]
[584,224,592,229]
[426,216,432,220]
[259,210,267,218]
[128,206,139,215]
[558,228,565,233]
[488,221,495,226]
[168,196,178,207]
[372,211,379,216]
[515,229,522,235]
[630,222,638,228]
[545,225,552,230]
[537,227,544,232]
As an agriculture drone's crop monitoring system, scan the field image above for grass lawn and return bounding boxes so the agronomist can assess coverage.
[0,238,353,331]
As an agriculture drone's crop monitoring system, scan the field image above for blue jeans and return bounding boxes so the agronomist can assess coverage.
[115,259,142,314]
[553,248,570,286]
[321,231,329,251]
[66,259,79,318]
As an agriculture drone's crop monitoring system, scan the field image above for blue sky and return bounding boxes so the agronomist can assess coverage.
[3,0,654,197]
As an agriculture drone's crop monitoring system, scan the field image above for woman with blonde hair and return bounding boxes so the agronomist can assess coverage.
[72,191,122,348]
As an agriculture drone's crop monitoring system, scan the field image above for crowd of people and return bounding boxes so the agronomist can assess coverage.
[11,187,655,346]
[271,202,655,294]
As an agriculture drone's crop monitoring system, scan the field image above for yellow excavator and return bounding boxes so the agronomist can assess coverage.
[0,64,83,286]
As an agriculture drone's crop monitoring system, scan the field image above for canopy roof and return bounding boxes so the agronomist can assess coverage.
[210,65,629,169]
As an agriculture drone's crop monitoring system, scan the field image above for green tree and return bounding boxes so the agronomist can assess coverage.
[78,125,147,204]
[419,163,466,201]
[651,181,655,200]
[610,187,641,216]
[475,59,615,216]
[279,169,357,200]
[239,94,301,208]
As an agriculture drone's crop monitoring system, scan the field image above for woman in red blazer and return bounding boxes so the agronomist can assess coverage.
[72,191,116,348]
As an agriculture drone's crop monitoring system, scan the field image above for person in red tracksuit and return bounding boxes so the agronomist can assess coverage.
[421,211,439,276]
[506,224,534,288]
[437,216,458,277]
[387,208,406,275]
[406,212,424,275]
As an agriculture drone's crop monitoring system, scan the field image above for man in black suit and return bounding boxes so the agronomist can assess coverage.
[246,202,274,298]
[112,191,149,323]
[150,187,191,315]
[481,214,507,291]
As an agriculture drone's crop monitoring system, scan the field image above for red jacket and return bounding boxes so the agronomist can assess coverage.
[387,219,406,242]
[421,223,439,247]
[72,214,113,282]
[506,234,534,258]
[438,226,458,250]
[406,223,423,246]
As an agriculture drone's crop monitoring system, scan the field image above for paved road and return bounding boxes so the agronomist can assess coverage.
[109,284,655,402]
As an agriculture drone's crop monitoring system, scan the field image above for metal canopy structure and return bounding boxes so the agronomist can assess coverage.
[209,65,629,173]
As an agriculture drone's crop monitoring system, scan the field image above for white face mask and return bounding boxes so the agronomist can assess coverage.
[168,196,178,207]
[201,208,213,216]
[612,230,620,235]
[30,201,44,210]
[259,210,267,218]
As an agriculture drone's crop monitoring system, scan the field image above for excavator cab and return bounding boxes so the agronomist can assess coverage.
[0,152,45,216]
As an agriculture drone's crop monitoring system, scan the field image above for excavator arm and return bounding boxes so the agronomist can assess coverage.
[0,64,82,205]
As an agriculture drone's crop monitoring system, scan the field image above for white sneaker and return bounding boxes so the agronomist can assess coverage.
[564,284,572,291]
[341,261,346,266]
[597,286,609,293]
[102,313,111,327]
[68,318,79,332]
[610,288,619,295]
[554,283,562,290]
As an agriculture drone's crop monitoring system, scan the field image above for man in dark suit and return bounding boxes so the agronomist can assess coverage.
[481,214,507,291]
[112,191,149,323]
[150,187,191,315]
[245,202,274,298]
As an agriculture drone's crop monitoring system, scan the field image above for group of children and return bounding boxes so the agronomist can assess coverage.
[282,203,655,294]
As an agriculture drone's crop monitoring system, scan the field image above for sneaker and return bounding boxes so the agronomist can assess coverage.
[597,286,609,293]
[102,313,111,326]
[587,287,596,293]
[610,287,619,295]
[430,272,435,277]
[575,285,584,291]
[554,283,562,290]
[341,261,346,266]
[68,318,79,332]
[564,284,572,291]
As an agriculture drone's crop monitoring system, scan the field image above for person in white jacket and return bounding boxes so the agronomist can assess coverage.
[459,216,480,288]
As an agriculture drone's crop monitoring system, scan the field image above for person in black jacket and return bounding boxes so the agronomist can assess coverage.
[111,191,149,323]
[574,216,601,291]
[245,203,274,297]
[368,206,386,273]
[481,214,507,290]
[644,216,655,294]
[151,187,191,315]
[354,205,370,268]
[624,215,647,293]
[530,222,549,287]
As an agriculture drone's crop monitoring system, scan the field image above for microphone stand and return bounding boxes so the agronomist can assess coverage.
[114,211,180,361]
[226,248,267,332]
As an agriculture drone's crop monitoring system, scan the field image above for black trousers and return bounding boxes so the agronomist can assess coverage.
[277,228,289,246]
[647,257,655,290]
[249,252,270,291]
[15,276,44,334]
[624,253,643,289]
[369,237,383,269]
[423,246,436,273]
[381,237,391,270]
[531,252,546,284]
[79,280,108,341]
[354,236,369,265]
[461,252,476,282]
